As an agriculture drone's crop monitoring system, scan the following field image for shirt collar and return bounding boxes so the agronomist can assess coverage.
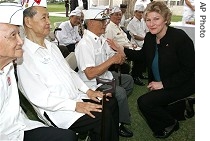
[86,30,101,43]
[24,37,52,54]
[0,62,13,75]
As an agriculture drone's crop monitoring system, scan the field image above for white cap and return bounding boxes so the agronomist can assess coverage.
[134,4,144,11]
[110,6,121,15]
[0,3,23,26]
[70,9,81,17]
[84,6,109,20]
[21,0,47,9]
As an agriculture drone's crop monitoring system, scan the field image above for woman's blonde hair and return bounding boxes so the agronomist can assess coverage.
[144,1,172,26]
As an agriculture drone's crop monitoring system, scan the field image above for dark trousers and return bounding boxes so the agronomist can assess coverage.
[137,81,194,133]
[131,60,146,77]
[82,0,88,9]
[69,98,119,141]
[70,0,78,11]
[65,1,69,17]
[24,126,77,141]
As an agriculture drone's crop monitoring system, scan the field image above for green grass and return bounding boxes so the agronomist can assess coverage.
[119,81,195,141]
[48,3,65,12]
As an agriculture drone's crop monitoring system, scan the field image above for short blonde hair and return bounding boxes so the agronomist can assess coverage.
[144,1,172,26]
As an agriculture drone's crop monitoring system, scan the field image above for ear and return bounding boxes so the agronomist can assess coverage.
[24,17,33,29]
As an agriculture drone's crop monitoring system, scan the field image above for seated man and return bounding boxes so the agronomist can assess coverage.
[0,2,76,141]
[56,9,82,52]
[127,4,148,79]
[75,7,134,138]
[17,1,119,141]
[105,6,146,86]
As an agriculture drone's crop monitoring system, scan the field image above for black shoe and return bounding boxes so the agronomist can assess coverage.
[139,74,148,79]
[185,97,195,118]
[133,77,145,86]
[119,124,133,137]
[153,121,179,138]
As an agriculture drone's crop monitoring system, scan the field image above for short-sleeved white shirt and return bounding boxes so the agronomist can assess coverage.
[56,20,81,46]
[75,30,115,89]
[105,21,131,48]
[127,16,148,47]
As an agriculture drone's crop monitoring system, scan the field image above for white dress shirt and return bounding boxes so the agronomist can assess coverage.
[17,38,90,129]
[75,30,115,89]
[127,16,148,47]
[105,21,131,48]
[56,20,81,46]
[0,63,44,140]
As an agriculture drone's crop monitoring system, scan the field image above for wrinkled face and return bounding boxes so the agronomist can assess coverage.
[0,23,23,65]
[145,11,167,35]
[70,15,81,26]
[90,19,110,36]
[26,7,51,38]
[110,11,122,25]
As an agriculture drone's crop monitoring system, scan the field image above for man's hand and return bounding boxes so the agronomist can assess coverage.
[76,102,102,118]
[87,89,104,103]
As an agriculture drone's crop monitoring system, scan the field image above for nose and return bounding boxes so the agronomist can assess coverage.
[17,34,23,46]
[46,17,51,25]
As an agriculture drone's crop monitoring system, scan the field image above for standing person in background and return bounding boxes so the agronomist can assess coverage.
[56,9,82,52]
[82,0,88,10]
[65,0,70,17]
[119,4,131,40]
[110,1,195,139]
[119,4,127,32]
[0,2,77,141]
[182,0,195,24]
[70,0,78,11]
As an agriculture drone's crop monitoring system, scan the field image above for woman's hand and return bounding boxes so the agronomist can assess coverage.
[147,81,164,91]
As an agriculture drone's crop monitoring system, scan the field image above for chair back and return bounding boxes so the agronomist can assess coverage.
[65,52,77,70]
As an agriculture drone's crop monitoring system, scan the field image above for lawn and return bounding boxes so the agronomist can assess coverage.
[21,3,194,141]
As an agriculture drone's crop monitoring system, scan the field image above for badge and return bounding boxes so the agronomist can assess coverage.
[7,77,11,86]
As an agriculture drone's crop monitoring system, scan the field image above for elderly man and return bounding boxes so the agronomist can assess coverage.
[127,4,148,48]
[0,2,76,141]
[105,6,146,86]
[56,9,82,52]
[75,7,134,138]
[17,0,119,141]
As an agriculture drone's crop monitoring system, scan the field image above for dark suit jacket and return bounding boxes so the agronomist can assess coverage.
[124,26,195,92]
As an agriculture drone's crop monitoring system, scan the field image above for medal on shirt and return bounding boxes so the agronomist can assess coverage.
[7,77,11,86]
